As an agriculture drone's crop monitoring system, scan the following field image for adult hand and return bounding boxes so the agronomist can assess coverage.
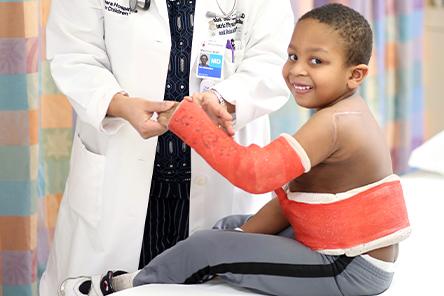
[191,92,235,137]
[107,93,176,139]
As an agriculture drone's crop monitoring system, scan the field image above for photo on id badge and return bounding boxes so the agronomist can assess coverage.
[196,39,225,80]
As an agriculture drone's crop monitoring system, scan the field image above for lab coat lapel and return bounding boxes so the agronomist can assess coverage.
[153,0,169,27]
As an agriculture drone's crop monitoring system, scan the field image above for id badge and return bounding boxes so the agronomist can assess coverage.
[196,39,225,80]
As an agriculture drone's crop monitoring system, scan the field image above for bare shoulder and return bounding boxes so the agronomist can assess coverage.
[332,95,379,135]
[328,94,393,178]
[291,94,392,193]
[301,95,370,137]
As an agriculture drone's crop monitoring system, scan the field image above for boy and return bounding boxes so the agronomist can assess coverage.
[59,4,410,296]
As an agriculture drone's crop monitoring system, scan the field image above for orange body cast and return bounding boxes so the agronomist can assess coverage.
[276,176,411,256]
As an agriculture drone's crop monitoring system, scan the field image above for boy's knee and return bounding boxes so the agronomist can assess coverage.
[212,214,252,230]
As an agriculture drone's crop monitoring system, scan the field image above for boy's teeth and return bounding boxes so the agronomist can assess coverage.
[294,85,311,90]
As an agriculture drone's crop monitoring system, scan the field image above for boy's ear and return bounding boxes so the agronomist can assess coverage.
[347,64,368,89]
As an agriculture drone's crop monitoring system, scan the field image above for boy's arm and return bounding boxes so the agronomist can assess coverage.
[240,196,290,234]
[168,100,311,194]
[158,96,234,136]
[157,101,180,127]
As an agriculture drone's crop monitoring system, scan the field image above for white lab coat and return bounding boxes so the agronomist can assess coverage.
[40,0,293,295]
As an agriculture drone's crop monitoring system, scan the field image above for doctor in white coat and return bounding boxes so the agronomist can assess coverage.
[40,0,293,295]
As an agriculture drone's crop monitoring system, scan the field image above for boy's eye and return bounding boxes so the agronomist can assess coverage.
[289,54,298,61]
[310,58,322,64]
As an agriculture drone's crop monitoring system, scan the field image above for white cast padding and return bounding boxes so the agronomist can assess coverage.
[279,133,311,173]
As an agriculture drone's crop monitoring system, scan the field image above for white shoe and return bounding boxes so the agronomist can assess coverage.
[59,270,127,296]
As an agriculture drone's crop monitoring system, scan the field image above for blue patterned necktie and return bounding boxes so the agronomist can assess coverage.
[152,0,195,186]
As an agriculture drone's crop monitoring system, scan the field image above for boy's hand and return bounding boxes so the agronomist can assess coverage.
[191,91,235,137]
[157,101,180,127]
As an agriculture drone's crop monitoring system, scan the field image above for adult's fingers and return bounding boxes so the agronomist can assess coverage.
[220,120,235,137]
[139,120,168,139]
[215,104,232,122]
[146,100,176,113]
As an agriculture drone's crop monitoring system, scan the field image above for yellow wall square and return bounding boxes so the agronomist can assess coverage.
[23,1,39,38]
[41,0,52,28]
[30,144,39,180]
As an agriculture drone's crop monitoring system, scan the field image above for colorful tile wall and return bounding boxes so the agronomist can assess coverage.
[0,0,74,294]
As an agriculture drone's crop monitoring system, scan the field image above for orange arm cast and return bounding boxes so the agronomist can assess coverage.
[168,100,310,193]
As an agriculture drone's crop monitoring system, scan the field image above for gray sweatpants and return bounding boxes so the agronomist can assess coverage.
[133,215,394,296]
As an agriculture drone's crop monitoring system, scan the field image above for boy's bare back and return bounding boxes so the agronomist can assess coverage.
[289,93,393,194]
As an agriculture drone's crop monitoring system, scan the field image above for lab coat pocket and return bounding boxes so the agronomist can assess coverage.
[66,132,106,228]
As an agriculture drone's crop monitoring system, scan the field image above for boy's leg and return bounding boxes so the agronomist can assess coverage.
[133,229,393,296]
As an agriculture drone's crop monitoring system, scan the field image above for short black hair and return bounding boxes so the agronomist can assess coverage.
[299,3,373,66]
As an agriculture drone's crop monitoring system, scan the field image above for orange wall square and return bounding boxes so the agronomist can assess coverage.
[385,42,397,70]
[41,94,73,128]
[46,194,63,229]
[29,109,39,145]
[40,28,47,62]
[0,2,38,39]
[385,121,397,148]
[0,3,25,38]
[0,215,37,251]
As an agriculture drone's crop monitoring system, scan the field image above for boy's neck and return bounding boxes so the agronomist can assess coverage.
[314,89,359,112]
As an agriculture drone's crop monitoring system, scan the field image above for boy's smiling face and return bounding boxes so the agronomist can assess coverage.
[283,18,357,109]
